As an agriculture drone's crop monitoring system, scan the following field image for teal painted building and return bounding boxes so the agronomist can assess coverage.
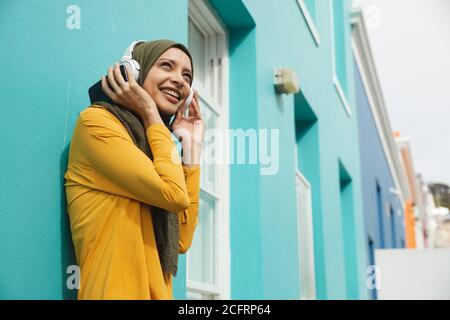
[0,0,368,300]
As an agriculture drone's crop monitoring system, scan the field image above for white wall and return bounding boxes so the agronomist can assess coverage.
[375,249,450,299]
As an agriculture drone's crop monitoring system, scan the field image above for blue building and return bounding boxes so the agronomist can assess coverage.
[351,10,408,299]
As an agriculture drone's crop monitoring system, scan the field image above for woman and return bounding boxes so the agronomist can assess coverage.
[64,40,204,300]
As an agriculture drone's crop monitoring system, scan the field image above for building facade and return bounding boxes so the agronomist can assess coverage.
[351,10,408,299]
[1,0,383,300]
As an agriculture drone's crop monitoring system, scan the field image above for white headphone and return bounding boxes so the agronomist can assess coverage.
[119,40,145,81]
[120,40,194,111]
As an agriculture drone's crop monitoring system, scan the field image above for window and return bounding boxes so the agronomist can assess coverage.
[376,183,385,248]
[331,0,351,116]
[339,161,359,298]
[186,0,230,300]
[296,0,320,46]
[294,144,316,300]
[295,170,316,300]
[390,205,397,248]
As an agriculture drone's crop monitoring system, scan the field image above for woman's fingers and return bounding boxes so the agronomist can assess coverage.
[101,76,116,99]
[113,63,127,87]
[188,99,195,118]
[126,65,138,86]
[192,91,202,120]
[193,89,199,104]
[107,66,121,93]
[180,92,190,116]
[172,108,182,125]
[173,89,203,125]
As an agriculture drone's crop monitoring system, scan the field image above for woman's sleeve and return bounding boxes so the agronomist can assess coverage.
[77,107,190,213]
[178,165,201,254]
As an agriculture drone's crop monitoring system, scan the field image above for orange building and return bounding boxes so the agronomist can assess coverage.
[395,132,431,248]
[404,200,417,248]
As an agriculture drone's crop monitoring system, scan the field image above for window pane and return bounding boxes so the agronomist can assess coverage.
[188,19,206,86]
[187,196,215,285]
[333,0,347,94]
[201,105,217,193]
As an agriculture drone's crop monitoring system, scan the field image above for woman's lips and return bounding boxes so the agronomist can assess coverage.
[162,91,179,104]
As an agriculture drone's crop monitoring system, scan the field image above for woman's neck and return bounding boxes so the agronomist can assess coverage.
[159,110,173,128]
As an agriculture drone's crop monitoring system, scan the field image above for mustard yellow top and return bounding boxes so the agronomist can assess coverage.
[64,106,200,300]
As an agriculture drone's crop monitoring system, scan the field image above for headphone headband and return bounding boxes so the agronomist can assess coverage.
[122,40,146,59]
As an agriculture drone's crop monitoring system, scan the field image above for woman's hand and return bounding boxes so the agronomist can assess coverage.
[170,90,205,166]
[101,63,162,127]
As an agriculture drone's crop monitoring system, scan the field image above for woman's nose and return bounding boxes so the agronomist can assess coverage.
[170,73,185,88]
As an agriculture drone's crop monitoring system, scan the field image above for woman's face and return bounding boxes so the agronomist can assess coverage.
[143,47,193,116]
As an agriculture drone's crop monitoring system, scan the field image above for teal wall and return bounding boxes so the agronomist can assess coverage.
[211,0,263,299]
[0,0,368,300]
[212,0,368,299]
[0,0,190,299]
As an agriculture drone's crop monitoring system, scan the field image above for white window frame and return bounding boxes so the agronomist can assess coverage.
[330,0,352,117]
[296,0,321,46]
[295,170,316,300]
[186,0,230,300]
[294,145,316,300]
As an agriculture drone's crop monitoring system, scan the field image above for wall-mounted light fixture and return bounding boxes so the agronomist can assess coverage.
[273,67,300,95]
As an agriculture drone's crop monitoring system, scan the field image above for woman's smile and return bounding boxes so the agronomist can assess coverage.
[160,87,181,104]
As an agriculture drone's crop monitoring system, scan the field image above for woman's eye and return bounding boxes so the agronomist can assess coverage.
[184,74,192,82]
[162,62,171,69]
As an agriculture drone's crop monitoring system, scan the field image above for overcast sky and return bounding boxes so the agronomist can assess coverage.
[353,0,450,185]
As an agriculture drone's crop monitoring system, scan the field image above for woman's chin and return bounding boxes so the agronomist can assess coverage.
[158,104,179,117]
[159,99,184,114]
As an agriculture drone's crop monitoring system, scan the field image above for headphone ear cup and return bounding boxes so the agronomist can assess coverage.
[119,58,140,81]
[183,88,194,113]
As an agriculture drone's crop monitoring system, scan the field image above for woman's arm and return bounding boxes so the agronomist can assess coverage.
[173,92,203,253]
[75,106,190,213]
[178,165,200,254]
